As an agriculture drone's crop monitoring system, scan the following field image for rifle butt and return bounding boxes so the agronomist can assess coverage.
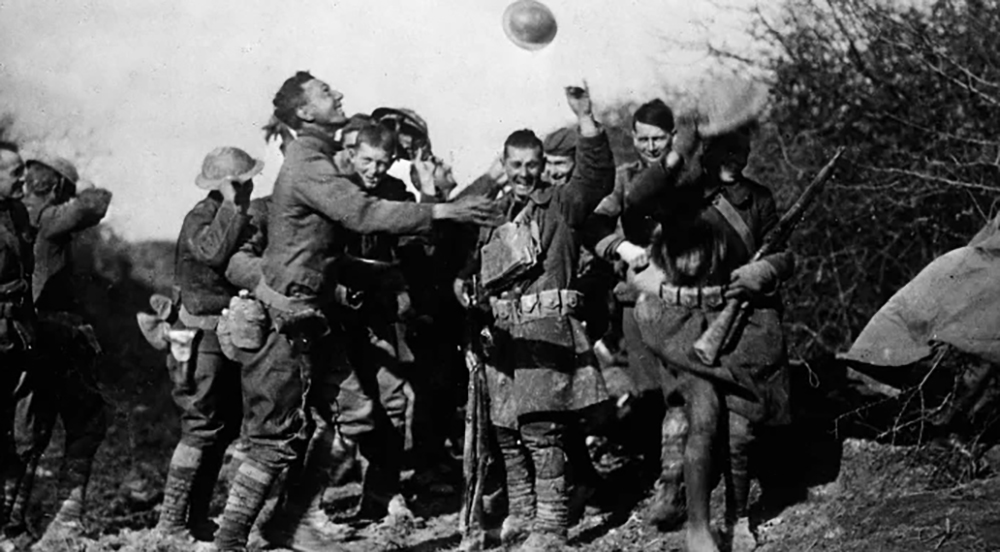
[693,299,740,365]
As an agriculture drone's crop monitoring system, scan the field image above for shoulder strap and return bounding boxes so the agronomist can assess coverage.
[712,193,756,255]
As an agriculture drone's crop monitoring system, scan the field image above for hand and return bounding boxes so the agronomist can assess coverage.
[487,154,506,182]
[432,158,458,196]
[565,81,593,118]
[219,180,238,204]
[627,264,666,297]
[453,278,471,309]
[396,290,414,320]
[432,195,499,226]
[725,260,778,300]
[412,158,438,196]
[616,241,649,270]
[220,180,252,209]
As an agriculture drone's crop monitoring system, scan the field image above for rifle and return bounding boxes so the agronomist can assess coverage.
[458,275,492,551]
[693,147,845,365]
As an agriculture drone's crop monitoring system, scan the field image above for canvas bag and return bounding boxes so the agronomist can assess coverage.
[480,201,542,290]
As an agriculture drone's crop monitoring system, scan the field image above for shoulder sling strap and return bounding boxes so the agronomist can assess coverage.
[712,193,756,255]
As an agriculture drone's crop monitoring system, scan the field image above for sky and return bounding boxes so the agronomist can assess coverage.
[0,0,765,241]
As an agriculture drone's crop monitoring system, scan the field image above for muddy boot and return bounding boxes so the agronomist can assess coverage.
[496,426,535,546]
[261,424,351,552]
[154,442,202,543]
[214,459,278,552]
[31,456,96,551]
[647,405,688,530]
[521,420,570,551]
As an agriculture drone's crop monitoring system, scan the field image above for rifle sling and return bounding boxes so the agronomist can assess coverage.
[712,193,756,256]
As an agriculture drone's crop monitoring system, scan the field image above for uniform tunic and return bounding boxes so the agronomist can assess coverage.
[465,131,615,428]
[626,162,793,425]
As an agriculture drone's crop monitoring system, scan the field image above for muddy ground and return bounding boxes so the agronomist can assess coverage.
[13,241,999,552]
[16,404,1000,552]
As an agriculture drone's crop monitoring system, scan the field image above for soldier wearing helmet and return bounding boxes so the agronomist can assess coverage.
[153,146,262,547]
[5,154,112,550]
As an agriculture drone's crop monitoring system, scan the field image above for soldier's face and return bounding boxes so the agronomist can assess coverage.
[705,133,751,183]
[633,122,671,165]
[543,154,575,186]
[298,79,347,127]
[503,146,544,198]
[352,142,394,189]
[0,149,25,200]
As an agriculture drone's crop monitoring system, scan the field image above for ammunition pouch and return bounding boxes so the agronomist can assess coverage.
[480,219,542,291]
[657,283,729,310]
[489,289,582,327]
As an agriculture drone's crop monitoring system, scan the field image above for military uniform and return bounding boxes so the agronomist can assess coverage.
[156,189,249,539]
[624,156,793,529]
[337,172,430,515]
[214,128,439,552]
[463,130,614,542]
[0,198,35,541]
[7,187,110,541]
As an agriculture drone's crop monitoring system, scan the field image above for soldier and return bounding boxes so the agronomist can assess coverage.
[584,99,685,523]
[624,121,792,552]
[0,142,34,552]
[329,123,439,525]
[4,156,111,550]
[455,83,615,551]
[211,70,495,552]
[153,147,262,545]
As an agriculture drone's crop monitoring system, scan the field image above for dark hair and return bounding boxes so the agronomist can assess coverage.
[272,71,315,130]
[343,113,374,134]
[632,99,675,133]
[356,124,398,154]
[503,129,543,158]
[0,141,19,155]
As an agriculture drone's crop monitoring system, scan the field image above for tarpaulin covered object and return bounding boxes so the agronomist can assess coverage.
[839,214,1000,366]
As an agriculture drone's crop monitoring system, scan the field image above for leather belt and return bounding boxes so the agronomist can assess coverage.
[254,279,322,313]
[658,283,728,309]
[490,289,582,324]
[179,305,221,331]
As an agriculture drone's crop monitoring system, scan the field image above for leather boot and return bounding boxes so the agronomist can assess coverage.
[495,426,534,546]
[647,405,688,530]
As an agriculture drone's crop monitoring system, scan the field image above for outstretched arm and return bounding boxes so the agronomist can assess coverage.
[36,188,113,240]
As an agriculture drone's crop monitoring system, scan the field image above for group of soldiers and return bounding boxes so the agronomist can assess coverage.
[0,144,113,551]
[0,68,794,552]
